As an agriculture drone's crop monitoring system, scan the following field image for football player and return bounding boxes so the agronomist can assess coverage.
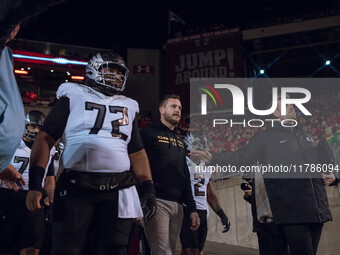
[0,110,55,255]
[26,51,156,255]
[180,132,230,255]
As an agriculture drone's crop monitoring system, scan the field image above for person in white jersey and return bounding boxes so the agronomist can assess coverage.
[0,110,55,255]
[180,132,230,255]
[25,51,156,255]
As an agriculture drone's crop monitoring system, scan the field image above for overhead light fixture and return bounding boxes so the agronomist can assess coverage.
[260,69,265,74]
[12,53,88,66]
[14,70,28,74]
[51,70,54,72]
[71,76,84,80]
[325,60,331,66]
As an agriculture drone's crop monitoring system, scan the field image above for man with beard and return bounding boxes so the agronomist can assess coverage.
[140,94,200,255]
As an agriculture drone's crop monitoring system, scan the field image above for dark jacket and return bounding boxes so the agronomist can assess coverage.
[140,120,196,213]
[214,123,332,225]
[243,180,266,232]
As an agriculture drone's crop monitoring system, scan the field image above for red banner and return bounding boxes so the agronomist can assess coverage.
[166,29,244,111]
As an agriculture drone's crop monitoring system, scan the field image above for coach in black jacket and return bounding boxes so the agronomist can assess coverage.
[140,94,200,255]
[192,101,333,255]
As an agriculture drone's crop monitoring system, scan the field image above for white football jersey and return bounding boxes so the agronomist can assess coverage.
[186,156,211,211]
[57,83,143,219]
[0,140,55,190]
[57,83,139,173]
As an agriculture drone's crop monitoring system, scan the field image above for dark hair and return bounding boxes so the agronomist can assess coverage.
[159,94,181,108]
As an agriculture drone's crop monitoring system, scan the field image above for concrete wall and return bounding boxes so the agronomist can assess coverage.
[207,176,340,254]
[207,177,258,249]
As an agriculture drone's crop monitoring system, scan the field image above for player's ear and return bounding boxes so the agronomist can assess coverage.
[159,107,164,115]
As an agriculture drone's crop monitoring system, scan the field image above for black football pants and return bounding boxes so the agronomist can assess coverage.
[282,223,323,255]
[51,173,133,255]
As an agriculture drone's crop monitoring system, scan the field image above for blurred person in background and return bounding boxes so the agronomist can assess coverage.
[0,0,68,190]
[180,132,230,255]
[0,110,55,255]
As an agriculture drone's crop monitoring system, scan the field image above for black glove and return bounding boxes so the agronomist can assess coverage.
[29,165,48,199]
[0,208,6,222]
[217,209,230,233]
[140,180,156,222]
[44,204,53,223]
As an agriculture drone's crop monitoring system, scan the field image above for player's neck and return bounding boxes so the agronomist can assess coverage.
[160,118,175,130]
[23,138,33,149]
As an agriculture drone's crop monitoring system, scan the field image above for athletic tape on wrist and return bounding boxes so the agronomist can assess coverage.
[141,180,155,195]
[217,209,228,221]
[28,165,45,191]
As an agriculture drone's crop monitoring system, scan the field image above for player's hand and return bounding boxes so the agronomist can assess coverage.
[26,190,43,211]
[244,189,252,198]
[189,212,200,231]
[141,192,156,222]
[222,219,231,233]
[190,150,212,164]
[217,209,230,233]
[133,218,142,225]
[140,180,157,222]
[44,176,55,204]
[43,196,50,207]
[6,24,20,43]
[0,164,25,191]
[322,172,336,186]
[242,184,252,198]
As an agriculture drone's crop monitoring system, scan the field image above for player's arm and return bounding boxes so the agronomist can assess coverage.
[128,113,152,183]
[43,158,56,205]
[139,126,152,152]
[182,161,200,231]
[129,149,152,183]
[128,114,155,221]
[43,175,55,205]
[207,180,230,233]
[26,97,69,211]
[26,131,55,211]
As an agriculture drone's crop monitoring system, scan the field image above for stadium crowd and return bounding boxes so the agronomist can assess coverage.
[138,92,340,157]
